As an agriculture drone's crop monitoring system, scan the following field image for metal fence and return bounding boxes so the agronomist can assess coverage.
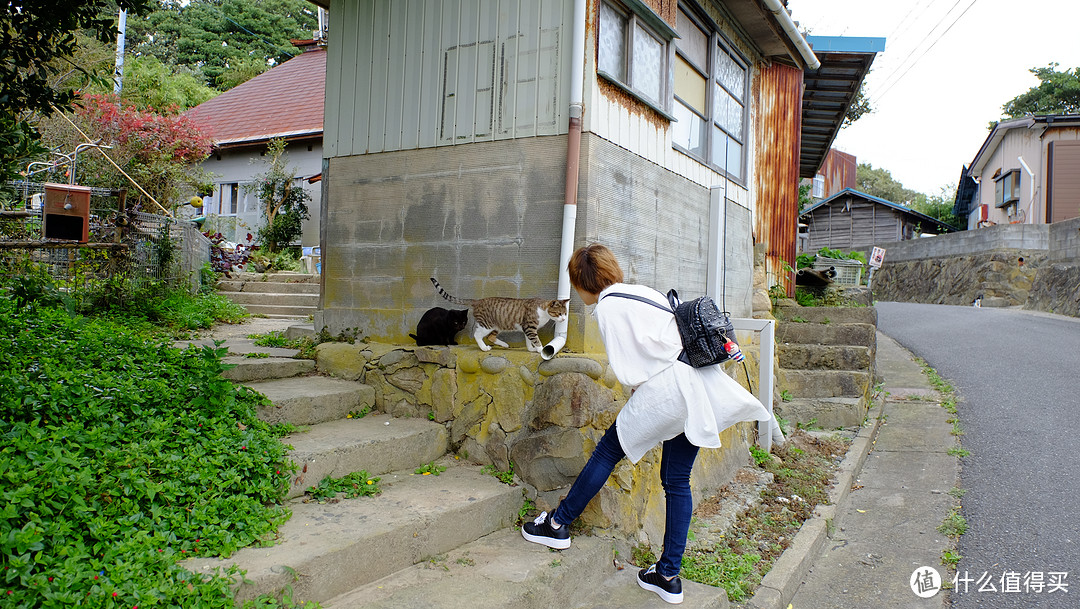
[1,181,210,302]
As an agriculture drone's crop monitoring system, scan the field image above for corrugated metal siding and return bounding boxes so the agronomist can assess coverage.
[325,0,571,158]
[753,63,802,296]
[819,148,856,198]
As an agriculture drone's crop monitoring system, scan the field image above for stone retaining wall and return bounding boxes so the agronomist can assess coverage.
[871,218,1080,317]
[316,341,764,549]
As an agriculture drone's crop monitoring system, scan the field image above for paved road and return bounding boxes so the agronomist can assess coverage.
[876,302,1080,608]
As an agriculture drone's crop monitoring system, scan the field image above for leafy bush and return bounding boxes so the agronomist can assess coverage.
[0,297,295,608]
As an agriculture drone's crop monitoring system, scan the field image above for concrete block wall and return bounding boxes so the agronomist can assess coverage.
[1049,217,1080,262]
[877,222,1050,263]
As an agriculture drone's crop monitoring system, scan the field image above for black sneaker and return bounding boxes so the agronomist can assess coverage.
[637,564,683,604]
[521,511,570,550]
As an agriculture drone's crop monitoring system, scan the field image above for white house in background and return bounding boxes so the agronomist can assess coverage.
[955,114,1080,230]
[184,41,326,248]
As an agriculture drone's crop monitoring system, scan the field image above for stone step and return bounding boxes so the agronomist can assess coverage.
[774,305,877,326]
[238,303,319,317]
[184,461,524,606]
[322,528,611,609]
[218,280,321,294]
[777,344,872,371]
[222,291,320,307]
[778,369,871,399]
[774,396,869,430]
[246,376,376,426]
[324,528,727,609]
[222,356,315,382]
[282,414,449,500]
[229,271,320,283]
[775,322,876,348]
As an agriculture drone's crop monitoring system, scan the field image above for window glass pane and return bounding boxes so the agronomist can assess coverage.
[674,55,706,114]
[727,135,743,179]
[676,9,707,70]
[716,42,745,99]
[673,99,706,158]
[711,127,743,179]
[713,82,743,139]
[632,24,662,103]
[599,3,627,81]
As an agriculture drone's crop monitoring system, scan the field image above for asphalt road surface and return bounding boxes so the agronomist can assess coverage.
[876,301,1080,608]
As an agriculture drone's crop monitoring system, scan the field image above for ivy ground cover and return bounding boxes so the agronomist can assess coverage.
[0,297,295,608]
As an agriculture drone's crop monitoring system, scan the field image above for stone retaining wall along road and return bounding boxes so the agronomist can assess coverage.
[315,341,765,551]
[871,218,1080,317]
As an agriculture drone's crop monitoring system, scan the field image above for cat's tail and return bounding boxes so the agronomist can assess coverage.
[430,277,469,305]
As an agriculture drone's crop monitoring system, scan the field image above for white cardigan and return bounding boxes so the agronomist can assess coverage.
[596,283,773,463]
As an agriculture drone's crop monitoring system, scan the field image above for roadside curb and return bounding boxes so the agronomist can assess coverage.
[746,395,887,609]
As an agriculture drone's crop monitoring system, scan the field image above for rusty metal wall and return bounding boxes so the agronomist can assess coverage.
[753,63,802,296]
[820,148,857,198]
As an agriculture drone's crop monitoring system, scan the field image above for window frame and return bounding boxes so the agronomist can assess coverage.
[671,4,750,183]
[994,169,1021,208]
[596,0,676,119]
[219,182,239,216]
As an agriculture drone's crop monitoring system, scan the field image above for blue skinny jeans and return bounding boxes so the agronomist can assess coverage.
[551,420,700,579]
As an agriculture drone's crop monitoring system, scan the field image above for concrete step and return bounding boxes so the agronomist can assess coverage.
[222,356,315,382]
[283,414,449,500]
[222,291,320,307]
[229,271,320,283]
[218,280,321,294]
[574,567,728,609]
[775,396,869,430]
[778,369,871,399]
[238,303,319,317]
[322,528,611,609]
[184,461,524,606]
[776,322,876,348]
[777,344,872,371]
[324,529,728,609]
[774,305,877,326]
[246,376,376,426]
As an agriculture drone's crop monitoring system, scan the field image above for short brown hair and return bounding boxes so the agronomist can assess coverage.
[568,244,624,294]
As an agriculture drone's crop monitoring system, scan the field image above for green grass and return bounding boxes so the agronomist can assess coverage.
[0,287,299,608]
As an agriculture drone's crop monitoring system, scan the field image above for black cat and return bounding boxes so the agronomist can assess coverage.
[410,307,469,346]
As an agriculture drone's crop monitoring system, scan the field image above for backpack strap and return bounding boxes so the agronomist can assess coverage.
[600,292,692,367]
[601,292,674,314]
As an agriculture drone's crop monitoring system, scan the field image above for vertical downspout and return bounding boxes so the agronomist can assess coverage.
[542,0,588,360]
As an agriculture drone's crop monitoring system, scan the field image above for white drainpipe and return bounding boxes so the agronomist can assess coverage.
[762,0,820,70]
[542,0,588,360]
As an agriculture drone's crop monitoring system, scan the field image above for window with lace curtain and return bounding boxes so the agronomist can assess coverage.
[597,1,672,111]
[671,5,748,180]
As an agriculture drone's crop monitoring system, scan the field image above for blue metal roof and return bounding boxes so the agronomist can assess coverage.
[800,188,958,233]
[805,36,887,53]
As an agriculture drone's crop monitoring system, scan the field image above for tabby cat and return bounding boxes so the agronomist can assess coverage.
[410,307,469,346]
[429,277,569,352]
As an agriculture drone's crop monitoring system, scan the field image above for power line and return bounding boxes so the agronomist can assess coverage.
[872,0,980,103]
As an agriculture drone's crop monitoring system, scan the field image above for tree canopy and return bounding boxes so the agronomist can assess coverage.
[126,0,318,91]
[856,163,919,205]
[1003,63,1080,118]
[0,0,153,183]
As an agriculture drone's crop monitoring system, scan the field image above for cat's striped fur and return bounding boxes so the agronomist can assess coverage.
[430,277,568,352]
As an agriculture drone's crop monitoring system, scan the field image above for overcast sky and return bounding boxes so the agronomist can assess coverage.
[787,0,1080,197]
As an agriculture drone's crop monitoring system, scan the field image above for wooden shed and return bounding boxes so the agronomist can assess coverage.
[799,188,955,254]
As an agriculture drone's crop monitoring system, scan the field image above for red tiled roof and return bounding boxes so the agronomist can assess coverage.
[186,47,325,147]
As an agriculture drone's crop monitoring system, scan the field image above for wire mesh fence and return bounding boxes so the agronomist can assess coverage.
[1,181,210,306]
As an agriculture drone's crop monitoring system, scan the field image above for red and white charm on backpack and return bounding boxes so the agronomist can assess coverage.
[723,339,744,362]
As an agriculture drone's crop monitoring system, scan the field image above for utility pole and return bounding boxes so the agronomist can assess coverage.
[114,9,127,95]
